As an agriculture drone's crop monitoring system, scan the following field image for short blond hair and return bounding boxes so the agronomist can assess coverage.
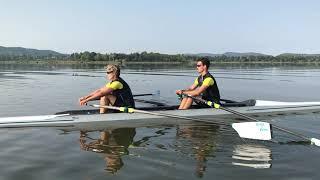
[105,64,120,77]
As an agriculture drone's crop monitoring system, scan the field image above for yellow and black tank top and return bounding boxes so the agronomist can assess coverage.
[106,77,135,107]
[193,72,220,103]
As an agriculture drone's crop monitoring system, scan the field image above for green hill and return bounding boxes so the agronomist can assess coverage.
[0,46,66,57]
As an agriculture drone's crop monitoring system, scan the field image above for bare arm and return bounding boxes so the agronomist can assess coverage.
[184,84,209,96]
[79,86,113,105]
[80,89,100,101]
[176,83,197,95]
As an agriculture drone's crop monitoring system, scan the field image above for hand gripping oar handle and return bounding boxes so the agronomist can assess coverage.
[182,94,320,146]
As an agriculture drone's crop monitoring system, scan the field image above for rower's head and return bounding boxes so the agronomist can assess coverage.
[196,57,210,73]
[105,64,120,80]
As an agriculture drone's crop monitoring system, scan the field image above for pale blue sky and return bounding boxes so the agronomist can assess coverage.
[1,0,319,55]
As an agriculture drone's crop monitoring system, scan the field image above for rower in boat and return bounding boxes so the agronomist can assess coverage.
[79,64,135,113]
[176,57,221,109]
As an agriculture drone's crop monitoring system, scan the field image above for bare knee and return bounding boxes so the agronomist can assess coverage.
[182,98,193,109]
[179,98,193,109]
[106,95,116,105]
[100,96,108,105]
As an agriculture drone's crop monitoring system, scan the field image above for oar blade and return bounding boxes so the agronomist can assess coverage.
[232,122,272,141]
[311,138,320,146]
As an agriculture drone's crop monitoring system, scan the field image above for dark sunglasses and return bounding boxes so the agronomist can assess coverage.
[196,64,202,67]
[106,71,114,74]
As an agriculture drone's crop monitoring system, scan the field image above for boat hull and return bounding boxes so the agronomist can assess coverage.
[1,104,320,129]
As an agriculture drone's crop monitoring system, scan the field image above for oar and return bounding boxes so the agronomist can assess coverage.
[182,94,320,146]
[88,91,165,106]
[133,90,160,97]
[133,90,166,106]
[133,93,153,97]
[134,99,167,106]
[90,104,224,126]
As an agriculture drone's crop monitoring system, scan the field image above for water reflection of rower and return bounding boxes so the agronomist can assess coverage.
[176,123,219,178]
[79,128,136,174]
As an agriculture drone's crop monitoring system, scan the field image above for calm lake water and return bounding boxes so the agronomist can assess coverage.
[0,64,320,179]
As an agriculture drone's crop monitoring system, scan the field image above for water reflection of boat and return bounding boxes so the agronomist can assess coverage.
[232,144,272,169]
[79,128,136,174]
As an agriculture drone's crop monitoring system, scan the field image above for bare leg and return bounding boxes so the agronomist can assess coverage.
[100,96,108,114]
[178,98,187,109]
[179,97,193,109]
[100,95,117,114]
[100,131,110,144]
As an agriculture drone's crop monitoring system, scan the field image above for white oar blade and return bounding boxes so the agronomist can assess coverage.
[311,138,320,146]
[232,122,272,141]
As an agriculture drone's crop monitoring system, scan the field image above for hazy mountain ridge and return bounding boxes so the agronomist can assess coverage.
[190,52,271,57]
[0,46,66,57]
[189,52,320,57]
[1,46,320,58]
[277,53,320,57]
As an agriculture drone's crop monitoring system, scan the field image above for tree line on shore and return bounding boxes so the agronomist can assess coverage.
[1,51,320,63]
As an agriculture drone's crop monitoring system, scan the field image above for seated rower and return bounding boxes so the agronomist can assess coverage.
[175,57,220,109]
[79,64,135,113]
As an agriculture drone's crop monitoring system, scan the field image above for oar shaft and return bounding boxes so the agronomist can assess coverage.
[91,104,218,125]
[183,94,311,141]
[133,90,160,97]
[134,99,166,106]
[133,93,153,97]
[133,109,197,121]
[220,106,258,121]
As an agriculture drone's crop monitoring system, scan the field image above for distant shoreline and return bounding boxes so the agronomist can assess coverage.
[1,60,320,66]
[0,60,181,65]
